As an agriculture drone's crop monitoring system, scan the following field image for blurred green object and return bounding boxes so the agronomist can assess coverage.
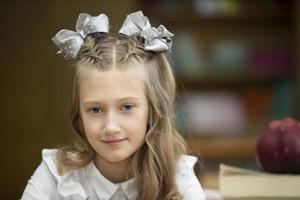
[172,30,205,79]
[210,39,249,75]
[194,0,241,17]
[269,79,295,119]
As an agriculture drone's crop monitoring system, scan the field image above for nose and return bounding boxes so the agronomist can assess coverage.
[103,111,121,135]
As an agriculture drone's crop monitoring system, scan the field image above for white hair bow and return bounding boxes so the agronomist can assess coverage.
[52,13,109,60]
[52,11,173,60]
[118,11,174,52]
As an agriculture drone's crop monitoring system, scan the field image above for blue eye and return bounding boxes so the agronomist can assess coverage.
[122,104,134,111]
[90,107,102,114]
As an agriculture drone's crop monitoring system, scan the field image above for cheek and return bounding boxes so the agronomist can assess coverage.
[81,115,102,137]
[126,109,149,133]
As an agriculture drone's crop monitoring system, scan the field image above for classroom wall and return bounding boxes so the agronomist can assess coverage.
[0,1,138,199]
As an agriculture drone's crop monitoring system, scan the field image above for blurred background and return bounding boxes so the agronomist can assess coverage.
[0,0,299,199]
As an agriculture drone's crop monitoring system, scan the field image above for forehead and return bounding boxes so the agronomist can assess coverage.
[78,63,147,103]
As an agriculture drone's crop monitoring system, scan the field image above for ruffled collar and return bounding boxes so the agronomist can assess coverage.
[42,149,202,199]
[85,161,138,199]
[42,149,138,199]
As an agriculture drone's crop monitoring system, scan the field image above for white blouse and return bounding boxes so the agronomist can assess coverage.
[21,149,206,200]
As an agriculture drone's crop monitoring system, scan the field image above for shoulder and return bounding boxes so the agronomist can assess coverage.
[177,154,198,173]
[28,149,61,188]
[21,149,90,199]
[21,149,60,199]
[21,149,59,199]
[36,149,63,184]
[41,149,60,177]
[175,155,206,200]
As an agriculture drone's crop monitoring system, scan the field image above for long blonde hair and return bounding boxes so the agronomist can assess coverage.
[56,33,187,200]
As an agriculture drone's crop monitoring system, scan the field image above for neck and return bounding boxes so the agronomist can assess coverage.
[94,155,134,183]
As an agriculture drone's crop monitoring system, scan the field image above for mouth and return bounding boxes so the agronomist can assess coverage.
[102,138,127,145]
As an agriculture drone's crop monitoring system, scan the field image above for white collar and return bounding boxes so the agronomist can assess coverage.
[85,162,139,199]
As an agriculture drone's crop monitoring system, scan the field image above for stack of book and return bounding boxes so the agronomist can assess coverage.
[219,164,300,200]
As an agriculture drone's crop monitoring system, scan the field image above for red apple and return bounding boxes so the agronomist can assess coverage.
[256,117,300,174]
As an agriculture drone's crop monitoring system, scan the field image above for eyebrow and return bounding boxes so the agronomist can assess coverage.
[82,96,140,106]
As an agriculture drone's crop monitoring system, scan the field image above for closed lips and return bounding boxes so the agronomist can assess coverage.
[103,139,127,143]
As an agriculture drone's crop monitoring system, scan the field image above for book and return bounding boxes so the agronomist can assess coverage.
[219,163,300,200]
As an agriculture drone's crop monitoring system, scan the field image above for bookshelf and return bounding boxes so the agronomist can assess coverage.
[176,73,292,89]
[185,136,257,158]
[138,0,299,189]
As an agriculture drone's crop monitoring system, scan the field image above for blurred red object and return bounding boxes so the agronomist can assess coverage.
[256,117,300,174]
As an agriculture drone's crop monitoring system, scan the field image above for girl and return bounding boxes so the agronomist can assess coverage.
[21,11,206,200]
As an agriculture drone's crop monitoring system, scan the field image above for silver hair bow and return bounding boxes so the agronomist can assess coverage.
[52,13,109,60]
[118,11,174,52]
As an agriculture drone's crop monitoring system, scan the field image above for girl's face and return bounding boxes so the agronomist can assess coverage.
[79,64,149,165]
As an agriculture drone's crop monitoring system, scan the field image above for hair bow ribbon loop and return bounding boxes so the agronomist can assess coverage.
[52,13,109,60]
[52,10,174,60]
[118,11,173,52]
[76,13,109,38]
[52,30,83,60]
[118,11,151,36]
[140,25,174,52]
